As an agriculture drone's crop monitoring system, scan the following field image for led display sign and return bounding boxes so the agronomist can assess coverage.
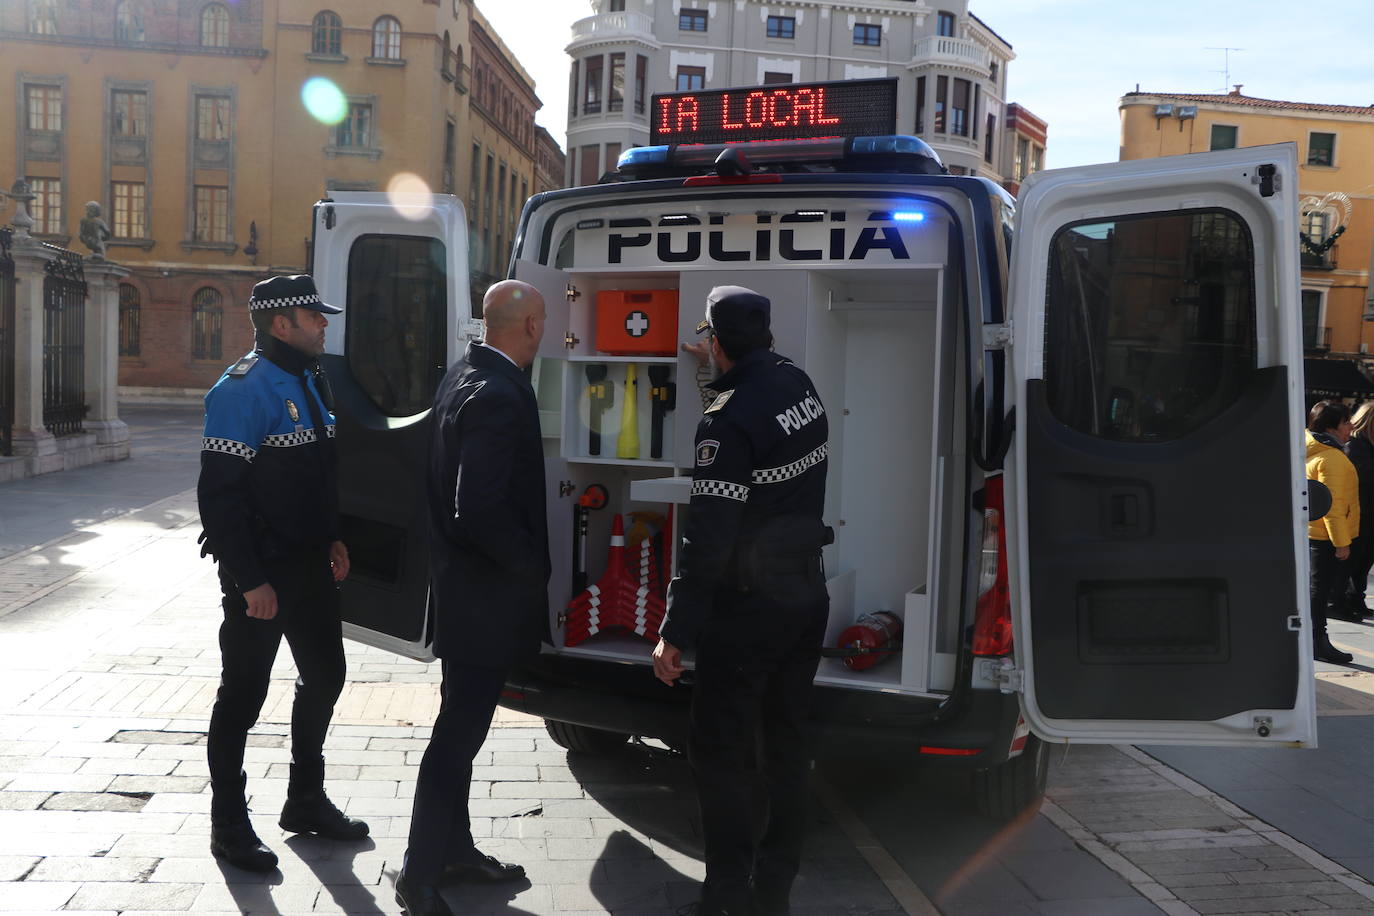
[651,78,898,146]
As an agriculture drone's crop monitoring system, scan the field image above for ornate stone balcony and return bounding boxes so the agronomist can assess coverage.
[568,10,658,51]
[911,35,990,76]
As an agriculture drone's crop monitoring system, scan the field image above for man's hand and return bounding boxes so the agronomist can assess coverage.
[652,638,685,686]
[243,583,278,620]
[681,340,710,365]
[330,540,350,582]
[1337,545,1351,561]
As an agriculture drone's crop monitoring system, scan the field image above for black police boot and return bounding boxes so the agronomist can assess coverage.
[395,867,456,916]
[279,757,370,840]
[210,774,278,872]
[1315,633,1354,665]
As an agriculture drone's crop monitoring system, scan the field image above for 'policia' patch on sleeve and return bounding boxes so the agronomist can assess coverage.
[696,439,720,467]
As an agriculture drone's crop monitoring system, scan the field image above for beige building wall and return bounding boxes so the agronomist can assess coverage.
[1120,90,1374,365]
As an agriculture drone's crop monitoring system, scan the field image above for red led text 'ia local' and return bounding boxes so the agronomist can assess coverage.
[658,87,842,135]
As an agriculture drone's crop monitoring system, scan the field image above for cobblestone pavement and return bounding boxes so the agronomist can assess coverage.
[2,482,1374,913]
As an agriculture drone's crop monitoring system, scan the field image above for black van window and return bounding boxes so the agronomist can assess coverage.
[1044,209,1256,441]
[345,234,447,417]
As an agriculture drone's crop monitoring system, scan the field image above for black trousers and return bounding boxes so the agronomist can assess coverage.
[689,575,829,910]
[1310,539,1345,640]
[404,659,508,884]
[207,547,345,811]
[1348,532,1374,606]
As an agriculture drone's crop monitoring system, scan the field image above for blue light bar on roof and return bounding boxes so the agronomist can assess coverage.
[618,146,671,170]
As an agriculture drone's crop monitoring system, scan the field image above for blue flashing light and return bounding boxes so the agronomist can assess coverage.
[892,211,926,222]
[618,146,671,170]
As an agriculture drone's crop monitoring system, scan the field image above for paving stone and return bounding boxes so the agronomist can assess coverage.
[40,791,149,812]
[0,832,119,857]
[77,757,177,776]
[1,773,113,793]
[0,857,39,881]
[0,792,48,810]
[66,882,201,911]
[0,881,81,910]
[26,856,160,882]
[108,774,209,794]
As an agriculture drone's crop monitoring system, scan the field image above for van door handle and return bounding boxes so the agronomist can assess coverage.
[1104,485,1149,537]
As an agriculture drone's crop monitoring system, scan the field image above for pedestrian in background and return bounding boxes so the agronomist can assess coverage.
[654,286,832,916]
[197,274,369,872]
[1343,401,1374,621]
[1306,399,1358,665]
[395,280,550,916]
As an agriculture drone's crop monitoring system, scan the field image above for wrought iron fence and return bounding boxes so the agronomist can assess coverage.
[42,247,88,436]
[0,228,14,456]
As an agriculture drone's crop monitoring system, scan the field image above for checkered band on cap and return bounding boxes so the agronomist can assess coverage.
[248,294,323,312]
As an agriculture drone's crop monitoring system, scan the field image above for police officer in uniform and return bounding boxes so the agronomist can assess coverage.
[198,274,369,872]
[653,286,831,916]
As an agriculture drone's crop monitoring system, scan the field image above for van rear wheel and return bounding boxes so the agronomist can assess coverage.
[971,735,1049,820]
[544,719,631,755]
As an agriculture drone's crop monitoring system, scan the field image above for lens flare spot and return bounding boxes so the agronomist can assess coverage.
[301,78,347,125]
[387,173,433,221]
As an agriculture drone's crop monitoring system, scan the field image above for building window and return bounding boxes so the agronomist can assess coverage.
[1210,124,1237,151]
[675,66,705,91]
[442,121,455,193]
[984,112,995,162]
[441,30,452,78]
[933,75,946,133]
[29,0,57,34]
[605,143,621,174]
[1301,289,1323,350]
[1030,145,1043,174]
[111,90,148,138]
[112,182,146,238]
[568,60,579,118]
[114,1,145,42]
[583,55,603,114]
[679,8,707,31]
[1308,132,1336,167]
[767,15,795,39]
[988,60,998,88]
[28,178,62,235]
[336,102,373,148]
[1303,207,1330,243]
[192,186,229,242]
[372,15,401,59]
[118,284,141,357]
[937,11,956,37]
[1015,136,1029,181]
[191,288,224,360]
[196,96,231,141]
[635,55,647,114]
[609,53,625,112]
[26,85,62,132]
[580,144,599,186]
[608,0,625,9]
[312,10,342,54]
[915,76,926,133]
[854,23,881,46]
[200,3,229,47]
[951,78,970,136]
[763,71,792,85]
[497,163,506,227]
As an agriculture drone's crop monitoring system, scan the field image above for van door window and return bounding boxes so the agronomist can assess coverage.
[1044,210,1256,441]
[344,234,447,417]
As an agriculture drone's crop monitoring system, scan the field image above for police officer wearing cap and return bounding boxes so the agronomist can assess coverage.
[197,274,368,872]
[653,286,831,916]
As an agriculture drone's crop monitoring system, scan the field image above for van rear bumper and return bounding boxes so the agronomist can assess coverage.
[502,652,1024,769]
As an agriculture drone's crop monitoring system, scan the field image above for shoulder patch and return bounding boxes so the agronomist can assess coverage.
[227,354,259,377]
[704,389,734,414]
[695,439,720,467]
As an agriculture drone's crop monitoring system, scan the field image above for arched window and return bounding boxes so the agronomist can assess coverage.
[312,10,341,55]
[191,287,223,360]
[114,1,145,42]
[371,15,400,59]
[442,30,452,77]
[118,284,141,357]
[455,44,464,82]
[200,2,229,47]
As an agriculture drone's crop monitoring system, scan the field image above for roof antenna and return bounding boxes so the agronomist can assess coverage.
[1205,46,1243,94]
[714,147,753,178]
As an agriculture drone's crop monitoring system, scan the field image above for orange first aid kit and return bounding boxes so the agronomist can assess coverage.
[595,290,678,356]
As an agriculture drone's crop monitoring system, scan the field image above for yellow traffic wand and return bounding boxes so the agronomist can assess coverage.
[617,363,640,459]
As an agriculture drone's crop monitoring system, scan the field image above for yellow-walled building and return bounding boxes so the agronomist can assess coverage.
[0,0,553,393]
[1120,89,1374,393]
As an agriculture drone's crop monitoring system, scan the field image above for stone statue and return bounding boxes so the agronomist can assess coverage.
[79,200,111,259]
[9,179,35,239]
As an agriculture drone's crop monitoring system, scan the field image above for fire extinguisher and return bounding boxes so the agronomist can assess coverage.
[834,611,903,671]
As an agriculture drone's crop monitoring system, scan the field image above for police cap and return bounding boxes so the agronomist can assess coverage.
[696,285,770,336]
[248,274,342,315]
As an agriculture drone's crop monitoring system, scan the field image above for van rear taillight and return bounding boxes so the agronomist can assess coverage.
[971,475,1012,656]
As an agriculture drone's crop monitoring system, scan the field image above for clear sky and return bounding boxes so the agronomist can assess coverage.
[478,0,1374,170]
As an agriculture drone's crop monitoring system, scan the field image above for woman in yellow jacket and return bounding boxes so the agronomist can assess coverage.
[1307,400,1358,664]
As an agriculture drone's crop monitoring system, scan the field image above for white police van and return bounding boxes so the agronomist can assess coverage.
[313,78,1315,818]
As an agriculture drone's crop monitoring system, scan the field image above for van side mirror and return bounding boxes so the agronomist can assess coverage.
[1308,479,1332,522]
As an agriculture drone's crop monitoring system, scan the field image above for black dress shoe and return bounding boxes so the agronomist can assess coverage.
[1317,644,1355,664]
[395,868,455,916]
[441,852,526,883]
[210,816,278,872]
[279,791,370,840]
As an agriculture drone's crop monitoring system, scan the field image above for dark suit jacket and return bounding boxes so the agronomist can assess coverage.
[426,341,550,667]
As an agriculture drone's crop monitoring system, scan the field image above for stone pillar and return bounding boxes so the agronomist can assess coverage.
[8,236,60,474]
[82,259,131,462]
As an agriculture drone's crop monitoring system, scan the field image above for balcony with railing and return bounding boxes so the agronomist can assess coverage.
[911,35,990,75]
[1305,325,1333,353]
[569,10,657,50]
[1301,244,1339,271]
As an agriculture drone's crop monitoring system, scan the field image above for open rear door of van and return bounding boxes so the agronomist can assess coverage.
[1004,144,1317,747]
[312,192,472,661]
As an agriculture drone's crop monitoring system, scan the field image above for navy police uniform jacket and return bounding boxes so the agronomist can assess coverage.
[661,349,829,650]
[197,337,339,593]
[426,341,551,667]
